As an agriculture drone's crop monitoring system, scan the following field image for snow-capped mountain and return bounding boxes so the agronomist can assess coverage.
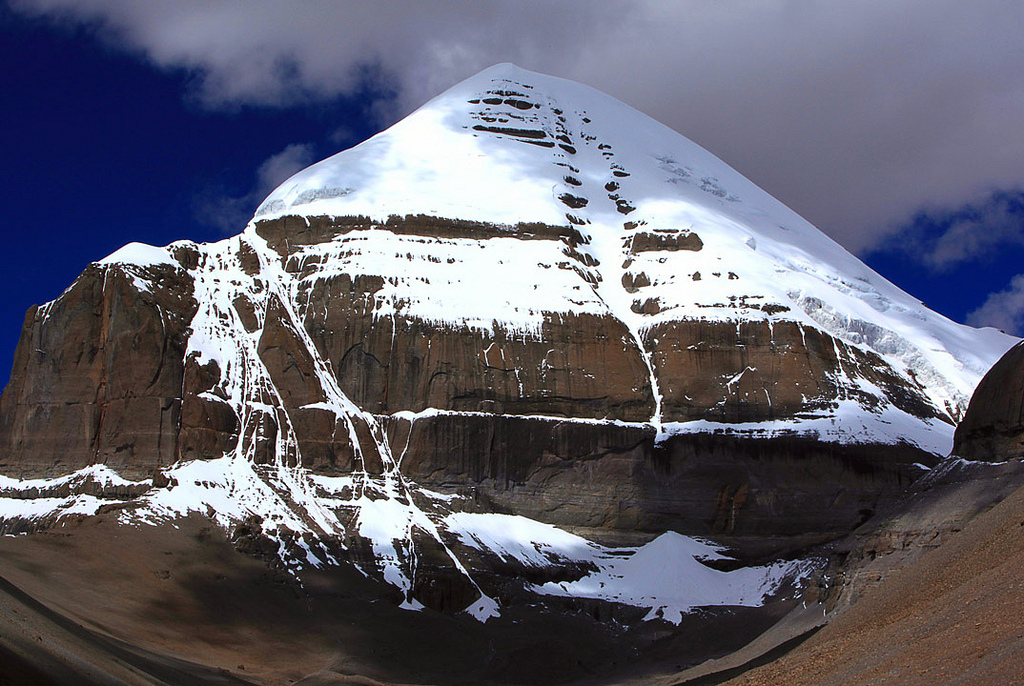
[0,64,1014,621]
[254,62,1012,443]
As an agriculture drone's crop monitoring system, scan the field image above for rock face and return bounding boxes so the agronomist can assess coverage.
[0,217,975,542]
[0,255,196,477]
[0,64,1015,617]
[953,341,1024,462]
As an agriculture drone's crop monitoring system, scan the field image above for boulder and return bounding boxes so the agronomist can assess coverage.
[953,341,1024,461]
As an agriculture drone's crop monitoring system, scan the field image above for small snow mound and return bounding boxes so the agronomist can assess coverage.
[464,593,500,621]
[97,242,175,269]
[533,531,808,624]
[445,511,598,567]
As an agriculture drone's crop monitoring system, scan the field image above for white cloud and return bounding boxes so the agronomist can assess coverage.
[254,143,315,198]
[11,0,1024,254]
[893,190,1024,271]
[967,274,1024,335]
[193,142,314,233]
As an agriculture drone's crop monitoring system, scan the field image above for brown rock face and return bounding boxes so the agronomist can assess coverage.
[0,259,196,478]
[271,214,651,421]
[646,319,942,424]
[177,358,239,463]
[389,414,920,547]
[953,341,1024,461]
[308,307,653,420]
[391,413,653,529]
[0,214,952,547]
[642,434,922,542]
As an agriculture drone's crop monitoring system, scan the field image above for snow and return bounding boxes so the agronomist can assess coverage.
[249,62,1015,445]
[286,227,608,336]
[96,242,176,268]
[444,514,807,625]
[464,594,501,621]
[0,455,812,624]
[445,512,598,567]
[0,463,148,492]
[0,465,154,524]
[0,494,106,521]
[533,531,809,624]
[663,400,956,456]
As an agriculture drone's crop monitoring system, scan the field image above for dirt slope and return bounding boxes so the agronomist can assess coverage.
[719,464,1024,685]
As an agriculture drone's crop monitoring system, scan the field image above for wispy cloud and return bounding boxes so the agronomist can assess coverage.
[254,143,316,197]
[193,142,315,232]
[11,0,1024,255]
[888,190,1024,271]
[967,274,1024,335]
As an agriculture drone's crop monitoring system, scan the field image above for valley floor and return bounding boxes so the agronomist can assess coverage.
[4,459,1024,685]
[0,514,792,685]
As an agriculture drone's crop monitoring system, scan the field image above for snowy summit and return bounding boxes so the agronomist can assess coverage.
[253,62,1014,451]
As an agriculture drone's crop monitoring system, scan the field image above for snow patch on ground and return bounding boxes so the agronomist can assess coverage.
[445,514,808,625]
[0,494,106,522]
[0,459,810,624]
[445,512,598,568]
[533,531,809,624]
[0,464,149,492]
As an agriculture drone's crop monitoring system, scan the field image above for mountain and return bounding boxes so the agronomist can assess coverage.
[0,63,1015,667]
[257,62,1009,451]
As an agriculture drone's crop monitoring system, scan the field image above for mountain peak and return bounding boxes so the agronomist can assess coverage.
[252,62,753,230]
[0,62,1018,636]
[249,64,1014,436]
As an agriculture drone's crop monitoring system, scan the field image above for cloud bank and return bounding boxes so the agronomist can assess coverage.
[882,190,1024,271]
[11,0,1024,256]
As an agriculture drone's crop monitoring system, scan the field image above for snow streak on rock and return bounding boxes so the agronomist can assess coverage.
[254,63,1014,440]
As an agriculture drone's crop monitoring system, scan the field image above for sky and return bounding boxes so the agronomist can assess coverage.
[1,1,1023,385]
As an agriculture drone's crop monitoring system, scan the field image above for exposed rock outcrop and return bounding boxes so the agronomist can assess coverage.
[0,258,196,478]
[0,214,959,552]
[953,340,1024,461]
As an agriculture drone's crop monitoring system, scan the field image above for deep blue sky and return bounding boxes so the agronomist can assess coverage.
[1,7,1023,387]
[0,13,384,385]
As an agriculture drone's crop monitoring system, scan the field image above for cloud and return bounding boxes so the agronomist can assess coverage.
[193,142,315,232]
[967,274,1024,335]
[254,143,316,197]
[11,0,1024,254]
[882,189,1024,270]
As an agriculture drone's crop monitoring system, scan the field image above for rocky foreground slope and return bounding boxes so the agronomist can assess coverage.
[679,340,1024,685]
[0,65,1016,679]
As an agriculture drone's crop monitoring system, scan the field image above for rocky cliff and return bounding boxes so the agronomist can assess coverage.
[0,218,974,549]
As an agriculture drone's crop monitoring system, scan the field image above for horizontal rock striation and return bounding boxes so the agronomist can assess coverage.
[0,214,957,550]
